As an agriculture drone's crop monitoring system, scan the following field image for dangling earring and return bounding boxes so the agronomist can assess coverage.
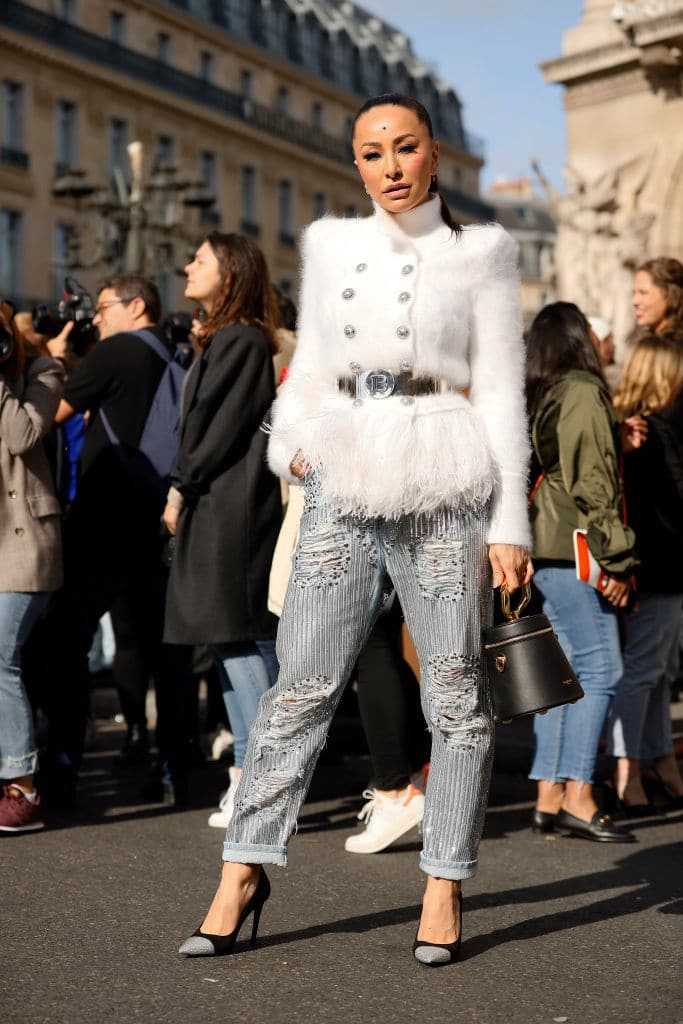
[430,174,438,192]
[364,184,370,197]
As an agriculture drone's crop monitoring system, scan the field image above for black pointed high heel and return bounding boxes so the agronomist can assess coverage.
[413,891,462,967]
[178,869,270,957]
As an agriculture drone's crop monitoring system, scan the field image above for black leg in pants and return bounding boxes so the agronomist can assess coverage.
[355,596,430,791]
[38,544,193,780]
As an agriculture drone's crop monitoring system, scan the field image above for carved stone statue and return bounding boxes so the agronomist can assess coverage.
[532,150,657,353]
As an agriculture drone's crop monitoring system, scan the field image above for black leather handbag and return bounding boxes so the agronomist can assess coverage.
[483,584,584,723]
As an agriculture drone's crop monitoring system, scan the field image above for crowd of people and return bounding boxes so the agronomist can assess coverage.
[1,90,682,965]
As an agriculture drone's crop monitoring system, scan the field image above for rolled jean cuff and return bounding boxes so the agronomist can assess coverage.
[419,855,478,881]
[222,841,287,867]
[528,771,594,785]
[0,750,38,778]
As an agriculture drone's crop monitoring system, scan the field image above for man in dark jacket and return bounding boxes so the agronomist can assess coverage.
[39,276,193,806]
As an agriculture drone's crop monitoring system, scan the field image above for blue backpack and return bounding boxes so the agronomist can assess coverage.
[99,328,190,503]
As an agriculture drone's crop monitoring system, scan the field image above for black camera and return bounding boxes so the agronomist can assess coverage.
[33,277,97,357]
[0,321,13,363]
[0,297,17,364]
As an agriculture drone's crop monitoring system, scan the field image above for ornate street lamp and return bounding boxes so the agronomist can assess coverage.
[51,141,216,277]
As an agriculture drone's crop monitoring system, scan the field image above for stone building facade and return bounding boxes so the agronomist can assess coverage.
[486,177,556,327]
[0,0,491,310]
[541,0,683,350]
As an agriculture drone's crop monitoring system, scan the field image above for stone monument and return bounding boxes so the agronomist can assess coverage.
[541,0,683,351]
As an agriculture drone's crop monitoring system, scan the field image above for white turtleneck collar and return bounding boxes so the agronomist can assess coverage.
[372,195,449,253]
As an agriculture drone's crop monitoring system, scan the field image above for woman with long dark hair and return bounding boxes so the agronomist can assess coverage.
[527,302,637,842]
[179,94,533,967]
[163,233,282,826]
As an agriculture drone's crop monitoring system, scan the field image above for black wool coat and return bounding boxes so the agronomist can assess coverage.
[623,393,683,594]
[164,324,282,644]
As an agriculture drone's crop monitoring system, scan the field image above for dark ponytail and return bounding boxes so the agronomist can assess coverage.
[429,172,461,237]
[352,92,462,238]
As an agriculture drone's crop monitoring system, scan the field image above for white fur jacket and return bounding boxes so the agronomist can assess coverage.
[267,196,531,547]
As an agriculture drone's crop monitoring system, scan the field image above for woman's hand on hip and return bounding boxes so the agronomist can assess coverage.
[162,503,180,536]
[488,544,534,590]
[289,454,310,481]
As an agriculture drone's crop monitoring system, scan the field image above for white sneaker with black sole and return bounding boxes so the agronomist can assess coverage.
[208,766,241,829]
[344,783,425,854]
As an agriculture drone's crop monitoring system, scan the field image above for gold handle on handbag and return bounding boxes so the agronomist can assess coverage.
[500,582,532,621]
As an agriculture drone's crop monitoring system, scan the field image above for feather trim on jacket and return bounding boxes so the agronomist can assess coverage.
[267,197,531,546]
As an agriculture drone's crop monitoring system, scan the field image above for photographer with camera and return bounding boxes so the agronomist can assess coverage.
[0,299,64,832]
[38,276,193,806]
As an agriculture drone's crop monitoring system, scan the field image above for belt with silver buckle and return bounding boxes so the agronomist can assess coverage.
[337,369,447,401]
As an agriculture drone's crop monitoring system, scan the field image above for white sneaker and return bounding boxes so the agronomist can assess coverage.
[344,783,425,854]
[209,727,234,762]
[208,766,241,828]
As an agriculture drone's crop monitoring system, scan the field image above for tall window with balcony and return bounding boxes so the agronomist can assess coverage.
[199,151,220,226]
[0,210,23,301]
[109,11,126,45]
[240,70,253,100]
[154,134,175,170]
[199,51,214,82]
[277,87,290,117]
[109,117,128,184]
[2,81,27,170]
[157,33,171,64]
[59,0,76,21]
[312,193,326,221]
[312,102,324,133]
[240,166,258,237]
[156,243,175,314]
[53,223,73,296]
[278,180,294,247]
[55,100,78,178]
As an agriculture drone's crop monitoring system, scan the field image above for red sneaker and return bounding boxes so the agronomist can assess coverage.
[0,784,45,832]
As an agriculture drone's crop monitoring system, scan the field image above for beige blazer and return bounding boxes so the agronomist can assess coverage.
[0,356,64,592]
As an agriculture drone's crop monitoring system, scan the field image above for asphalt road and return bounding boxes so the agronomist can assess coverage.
[3,703,682,1024]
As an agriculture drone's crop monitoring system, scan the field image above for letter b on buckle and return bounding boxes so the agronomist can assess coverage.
[366,369,395,399]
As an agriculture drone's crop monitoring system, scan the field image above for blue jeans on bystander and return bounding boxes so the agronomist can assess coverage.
[529,564,622,784]
[0,592,51,779]
[211,641,279,769]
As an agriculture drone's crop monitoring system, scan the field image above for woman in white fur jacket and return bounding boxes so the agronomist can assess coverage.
[179,93,533,968]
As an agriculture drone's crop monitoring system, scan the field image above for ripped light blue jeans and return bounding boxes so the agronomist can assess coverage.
[224,476,494,880]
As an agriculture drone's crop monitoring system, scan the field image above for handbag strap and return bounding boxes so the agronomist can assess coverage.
[528,472,544,508]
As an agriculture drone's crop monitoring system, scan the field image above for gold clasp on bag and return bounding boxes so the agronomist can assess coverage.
[495,655,507,672]
[500,582,532,621]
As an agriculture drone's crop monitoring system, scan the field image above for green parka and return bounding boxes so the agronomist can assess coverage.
[529,370,638,576]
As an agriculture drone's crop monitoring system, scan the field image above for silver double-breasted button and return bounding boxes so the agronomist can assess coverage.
[400,359,412,372]
[396,326,410,340]
[401,264,414,276]
[398,291,411,303]
[344,325,356,339]
[349,361,362,372]
[342,288,355,300]
[356,263,367,273]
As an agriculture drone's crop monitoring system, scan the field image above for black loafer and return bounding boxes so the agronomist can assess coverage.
[531,809,557,834]
[556,809,636,843]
